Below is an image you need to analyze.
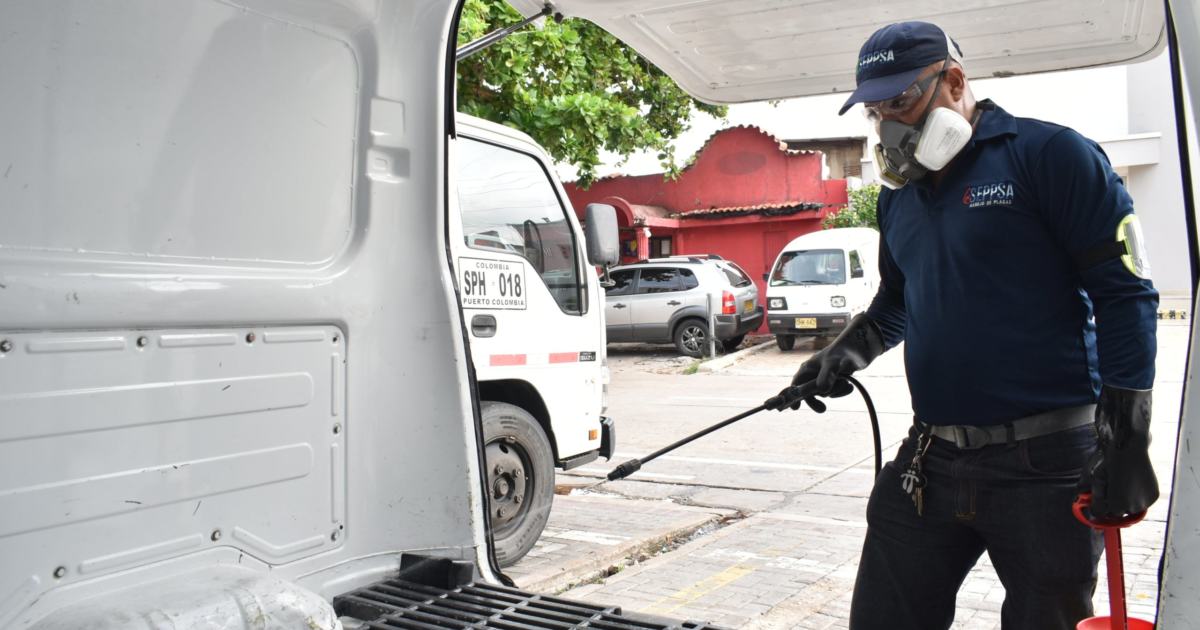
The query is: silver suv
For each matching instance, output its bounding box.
[604,256,763,357]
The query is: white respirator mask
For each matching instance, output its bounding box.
[872,65,974,189]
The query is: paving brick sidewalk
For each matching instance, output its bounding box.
[562,508,859,628]
[559,492,1167,629]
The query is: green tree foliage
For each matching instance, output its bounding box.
[456,0,726,186]
[823,184,880,230]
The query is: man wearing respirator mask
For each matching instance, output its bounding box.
[775,21,1160,629]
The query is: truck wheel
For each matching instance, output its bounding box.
[776,334,795,351]
[481,401,555,567]
[723,334,746,351]
[673,319,710,358]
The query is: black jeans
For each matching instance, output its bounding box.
[849,423,1103,630]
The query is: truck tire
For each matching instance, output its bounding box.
[674,319,711,358]
[776,334,795,351]
[723,334,746,351]
[481,401,555,567]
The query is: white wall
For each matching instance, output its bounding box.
[1125,52,1192,296]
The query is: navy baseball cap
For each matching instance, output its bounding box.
[838,21,963,115]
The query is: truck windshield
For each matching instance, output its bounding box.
[770,249,846,286]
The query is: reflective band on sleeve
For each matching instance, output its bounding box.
[1116,214,1152,279]
[1072,214,1153,278]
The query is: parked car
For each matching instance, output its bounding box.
[604,256,763,357]
[765,228,881,350]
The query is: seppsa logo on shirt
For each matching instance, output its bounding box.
[962,181,1016,208]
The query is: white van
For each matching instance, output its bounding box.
[765,228,881,350]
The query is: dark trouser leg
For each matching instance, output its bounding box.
[973,425,1103,630]
[850,433,986,630]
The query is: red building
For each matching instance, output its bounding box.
[566,125,849,331]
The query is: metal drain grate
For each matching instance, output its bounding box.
[334,558,730,630]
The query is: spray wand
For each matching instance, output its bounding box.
[600,375,881,484]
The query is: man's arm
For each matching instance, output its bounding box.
[865,231,907,349]
[1036,127,1159,517]
[1036,128,1158,389]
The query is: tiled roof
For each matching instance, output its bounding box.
[691,124,821,161]
[670,201,828,219]
[580,125,821,185]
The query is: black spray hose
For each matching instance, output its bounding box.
[844,375,882,478]
[605,375,882,483]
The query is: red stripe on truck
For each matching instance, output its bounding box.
[490,354,527,366]
[549,352,579,364]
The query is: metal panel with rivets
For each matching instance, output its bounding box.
[0,326,347,572]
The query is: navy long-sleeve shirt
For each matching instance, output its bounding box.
[866,100,1158,426]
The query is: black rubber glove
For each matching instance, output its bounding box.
[1080,386,1159,518]
[766,314,885,411]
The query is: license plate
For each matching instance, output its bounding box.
[795,317,817,329]
[743,300,754,313]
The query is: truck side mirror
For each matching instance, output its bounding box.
[584,203,619,267]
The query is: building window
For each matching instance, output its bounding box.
[650,236,672,258]
[621,234,639,259]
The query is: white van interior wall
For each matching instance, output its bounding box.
[0,1,487,625]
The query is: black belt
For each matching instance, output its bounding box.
[918,404,1096,450]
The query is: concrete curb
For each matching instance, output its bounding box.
[562,512,761,601]
[697,339,776,373]
[512,509,733,595]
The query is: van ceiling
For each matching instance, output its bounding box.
[508,0,1166,104]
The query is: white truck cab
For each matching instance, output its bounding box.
[450,114,614,566]
[765,228,881,350]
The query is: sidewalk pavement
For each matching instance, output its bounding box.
[556,477,1167,629]
[505,492,735,594]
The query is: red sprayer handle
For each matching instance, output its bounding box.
[1072,493,1147,630]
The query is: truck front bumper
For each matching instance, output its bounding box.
[767,312,851,336]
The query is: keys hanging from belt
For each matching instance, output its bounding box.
[900,429,932,516]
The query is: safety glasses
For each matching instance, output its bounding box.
[863,70,945,121]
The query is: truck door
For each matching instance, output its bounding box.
[453,133,601,436]
[454,135,591,342]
